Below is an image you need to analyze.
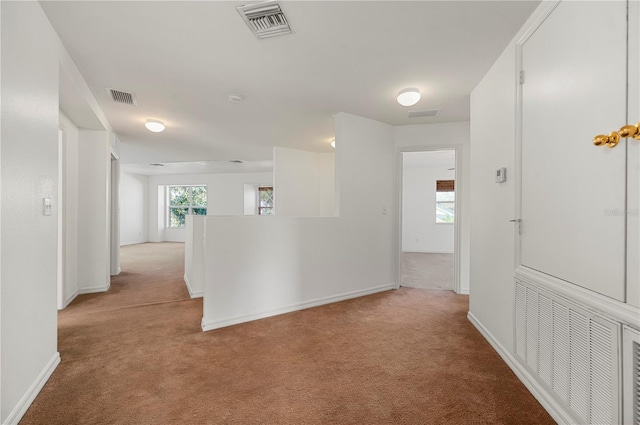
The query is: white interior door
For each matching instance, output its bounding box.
[520,1,628,301]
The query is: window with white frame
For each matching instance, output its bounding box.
[167,185,207,227]
[258,186,274,215]
[435,180,455,224]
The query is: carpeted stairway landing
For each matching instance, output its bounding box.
[20,242,554,424]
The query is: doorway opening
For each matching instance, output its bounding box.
[399,149,459,291]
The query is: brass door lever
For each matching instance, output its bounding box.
[593,122,640,148]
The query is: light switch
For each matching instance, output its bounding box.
[495,167,507,183]
[43,198,52,216]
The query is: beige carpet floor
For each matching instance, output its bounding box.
[19,242,553,425]
[402,252,454,290]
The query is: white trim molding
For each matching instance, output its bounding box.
[517,266,640,329]
[77,282,110,295]
[183,274,203,299]
[62,290,78,310]
[467,312,577,425]
[396,145,464,295]
[3,352,61,425]
[202,284,395,331]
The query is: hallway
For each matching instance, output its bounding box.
[20,243,553,424]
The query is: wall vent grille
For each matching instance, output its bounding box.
[623,326,640,424]
[237,1,292,39]
[107,88,137,106]
[636,341,640,424]
[635,340,640,424]
[408,109,441,118]
[514,279,619,424]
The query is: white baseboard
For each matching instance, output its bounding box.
[78,282,109,295]
[61,289,78,309]
[3,352,61,425]
[202,283,396,332]
[183,274,203,299]
[402,251,454,254]
[467,312,576,425]
[457,287,470,295]
[120,240,148,246]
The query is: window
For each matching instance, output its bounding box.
[168,185,207,227]
[435,180,455,223]
[258,186,274,215]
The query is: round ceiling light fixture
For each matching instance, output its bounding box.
[330,139,336,148]
[228,94,245,104]
[396,88,421,107]
[145,119,165,133]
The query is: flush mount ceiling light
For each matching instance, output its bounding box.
[145,119,165,133]
[396,88,421,107]
[228,94,245,103]
[330,139,336,148]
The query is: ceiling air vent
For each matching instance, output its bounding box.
[408,109,441,118]
[236,1,292,39]
[107,88,137,106]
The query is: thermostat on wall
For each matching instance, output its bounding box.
[495,167,507,183]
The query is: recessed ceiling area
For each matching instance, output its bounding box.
[43,1,540,168]
[122,160,274,176]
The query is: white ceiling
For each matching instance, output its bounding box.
[43,0,539,170]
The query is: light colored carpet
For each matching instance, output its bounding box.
[19,243,553,425]
[402,252,454,290]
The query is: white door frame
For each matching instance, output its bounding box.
[109,148,121,276]
[57,126,66,310]
[395,145,463,293]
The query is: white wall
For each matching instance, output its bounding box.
[148,172,273,242]
[468,32,518,354]
[402,166,454,253]
[202,113,396,330]
[1,3,60,423]
[318,153,336,217]
[394,122,471,293]
[120,171,149,245]
[273,147,335,217]
[184,215,205,298]
[77,129,111,293]
[59,111,80,307]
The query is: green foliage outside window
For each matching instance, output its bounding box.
[168,185,207,227]
[258,187,274,215]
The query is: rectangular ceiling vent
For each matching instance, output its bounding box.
[237,1,292,39]
[408,109,441,118]
[107,88,137,106]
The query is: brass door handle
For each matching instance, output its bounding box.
[593,123,640,148]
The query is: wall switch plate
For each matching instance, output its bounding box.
[495,167,507,183]
[43,198,52,216]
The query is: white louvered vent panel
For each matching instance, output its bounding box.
[552,301,570,402]
[634,341,639,425]
[589,320,614,425]
[236,2,292,39]
[538,295,553,387]
[106,88,137,106]
[633,342,640,425]
[514,279,620,424]
[515,282,526,360]
[569,309,590,422]
[526,287,539,371]
[623,327,640,425]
